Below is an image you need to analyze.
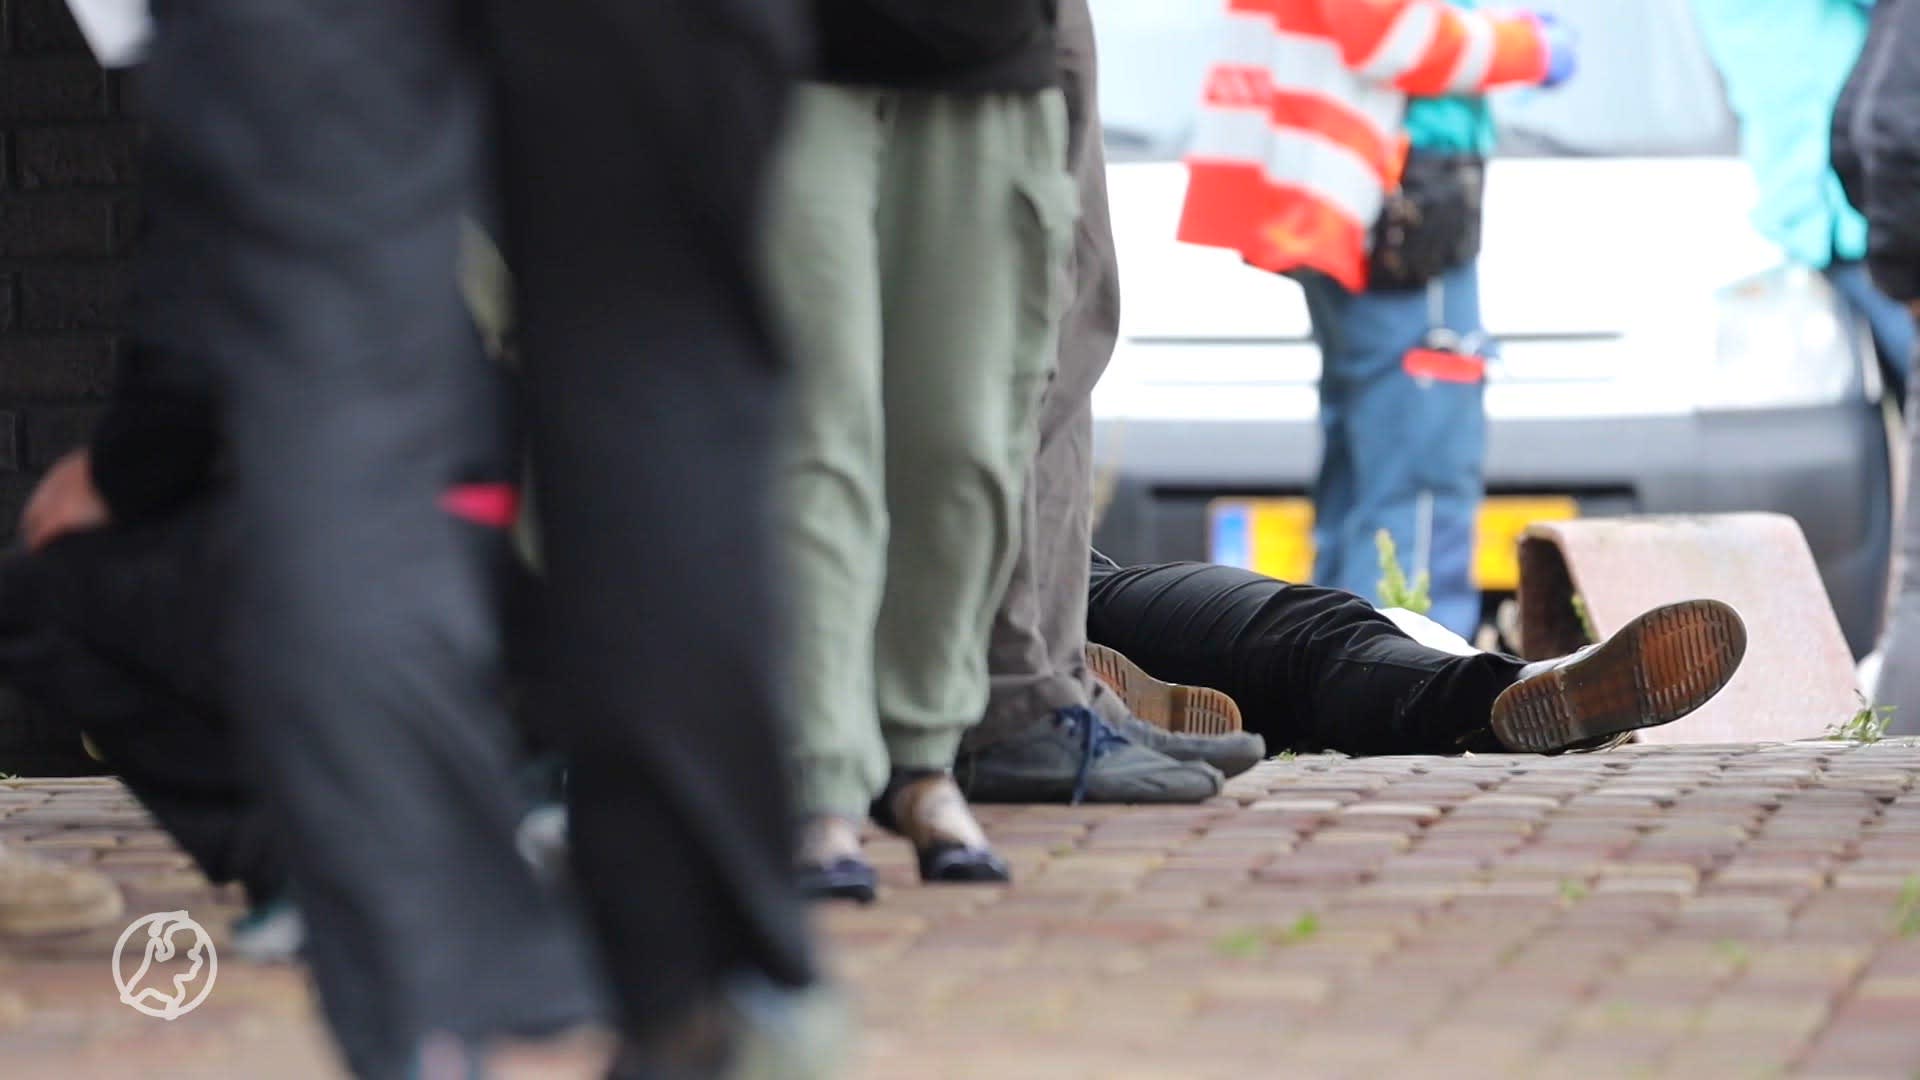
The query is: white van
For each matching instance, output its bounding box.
[1088,0,1892,653]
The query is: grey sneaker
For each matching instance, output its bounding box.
[958,706,1223,805]
[1106,711,1267,779]
[1086,643,1244,734]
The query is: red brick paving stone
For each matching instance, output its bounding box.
[1862,940,1920,974]
[1408,1024,1548,1073]
[13,830,121,850]
[6,743,1920,1077]
[1797,1022,1920,1076]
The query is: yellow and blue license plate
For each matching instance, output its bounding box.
[1207,495,1580,592]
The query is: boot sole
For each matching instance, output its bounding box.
[1087,644,1244,736]
[1490,599,1747,753]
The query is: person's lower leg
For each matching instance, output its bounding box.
[1086,559,1524,753]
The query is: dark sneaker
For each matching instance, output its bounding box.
[796,816,877,903]
[958,706,1224,805]
[1106,710,1267,779]
[231,896,306,963]
[1491,599,1746,753]
[1087,643,1244,735]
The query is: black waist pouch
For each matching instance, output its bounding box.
[1367,151,1485,292]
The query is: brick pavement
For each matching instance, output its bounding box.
[6,741,1920,1078]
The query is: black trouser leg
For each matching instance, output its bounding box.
[0,535,280,899]
[0,630,275,894]
[484,0,816,1039]
[1086,556,1525,754]
[0,514,281,900]
[135,3,594,1075]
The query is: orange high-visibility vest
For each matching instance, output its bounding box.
[1177,0,1550,292]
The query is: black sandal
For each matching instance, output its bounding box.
[872,770,1010,885]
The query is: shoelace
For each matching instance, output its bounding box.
[1054,705,1131,806]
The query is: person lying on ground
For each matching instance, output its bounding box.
[1070,551,1748,758]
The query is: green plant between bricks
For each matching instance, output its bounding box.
[1375,530,1431,615]
[1829,698,1896,744]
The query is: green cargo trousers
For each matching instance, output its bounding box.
[765,83,1076,819]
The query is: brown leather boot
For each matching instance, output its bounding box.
[1490,599,1746,753]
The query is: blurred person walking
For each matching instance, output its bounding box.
[1837,0,1920,734]
[768,2,1075,902]
[1694,0,1916,404]
[129,0,822,1074]
[952,0,1265,809]
[1176,0,1576,638]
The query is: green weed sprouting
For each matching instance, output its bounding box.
[1828,699,1895,744]
[1376,530,1431,615]
[1210,913,1323,958]
[1571,593,1599,644]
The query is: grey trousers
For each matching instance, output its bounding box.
[969,0,1132,747]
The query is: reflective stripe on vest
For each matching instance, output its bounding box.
[1354,3,1442,81]
[1443,16,1497,93]
[1189,108,1386,226]
[1179,0,1541,288]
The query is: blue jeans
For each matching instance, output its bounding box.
[1298,261,1488,637]
[1827,260,1917,404]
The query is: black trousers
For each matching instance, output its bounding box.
[134,1,813,1074]
[1086,553,1526,755]
[0,488,547,911]
[0,509,279,901]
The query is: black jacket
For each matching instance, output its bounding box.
[811,0,1058,92]
[89,342,221,524]
[1834,0,1920,303]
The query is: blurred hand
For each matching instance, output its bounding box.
[21,449,110,552]
[1531,12,1578,89]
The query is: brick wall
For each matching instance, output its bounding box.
[0,0,127,774]
[0,0,135,540]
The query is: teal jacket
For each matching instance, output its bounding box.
[1403,0,1497,155]
[1691,0,1874,268]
